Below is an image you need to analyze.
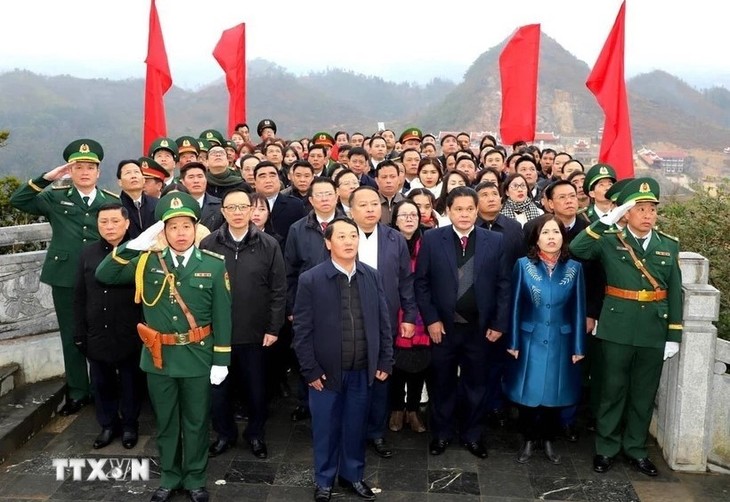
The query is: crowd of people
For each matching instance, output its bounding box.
[10,121,684,502]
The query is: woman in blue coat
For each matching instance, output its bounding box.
[504,214,585,465]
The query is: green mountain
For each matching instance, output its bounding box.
[1,34,729,189]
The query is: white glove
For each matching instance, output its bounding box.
[127,220,164,250]
[663,341,680,361]
[210,365,229,385]
[601,199,636,226]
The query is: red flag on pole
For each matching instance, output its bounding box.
[213,23,247,137]
[586,1,634,179]
[143,0,172,154]
[499,24,541,145]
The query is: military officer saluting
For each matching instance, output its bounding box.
[10,139,118,415]
[570,177,682,477]
[96,192,231,502]
[578,163,617,223]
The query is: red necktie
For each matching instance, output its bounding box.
[460,236,468,256]
[321,221,328,233]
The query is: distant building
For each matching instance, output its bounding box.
[637,147,686,174]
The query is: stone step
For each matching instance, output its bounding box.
[0,362,20,398]
[0,377,65,466]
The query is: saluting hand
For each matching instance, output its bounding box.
[262,334,278,347]
[42,162,75,181]
[309,374,326,391]
[427,321,445,344]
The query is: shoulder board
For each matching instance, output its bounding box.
[604,227,621,234]
[102,189,120,199]
[576,207,588,215]
[52,185,67,190]
[200,249,225,260]
[657,230,679,242]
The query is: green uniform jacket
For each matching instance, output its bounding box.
[95,243,232,377]
[10,175,118,288]
[569,221,683,348]
[578,204,598,224]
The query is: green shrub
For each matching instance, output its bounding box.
[660,184,729,340]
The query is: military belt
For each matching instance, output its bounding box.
[160,325,212,345]
[605,286,667,302]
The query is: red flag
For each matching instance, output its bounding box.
[213,23,247,137]
[586,1,634,179]
[499,24,541,145]
[143,0,172,154]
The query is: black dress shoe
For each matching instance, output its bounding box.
[122,430,138,449]
[429,438,449,455]
[629,457,658,477]
[543,440,561,464]
[291,406,311,422]
[279,381,291,398]
[463,440,488,459]
[208,438,235,457]
[314,484,332,502]
[368,437,393,458]
[562,424,579,442]
[59,397,89,416]
[93,428,118,449]
[487,408,507,428]
[150,487,173,502]
[593,454,614,473]
[339,478,376,500]
[516,440,535,463]
[250,438,268,459]
[188,487,209,502]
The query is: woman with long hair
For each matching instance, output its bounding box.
[500,173,543,227]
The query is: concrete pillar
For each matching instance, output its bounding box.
[652,252,721,472]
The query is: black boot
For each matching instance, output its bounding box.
[543,440,561,464]
[516,440,535,463]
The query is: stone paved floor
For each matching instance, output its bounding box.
[0,379,728,502]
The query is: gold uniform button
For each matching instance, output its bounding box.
[663,314,668,319]
[200,341,205,346]
[177,282,181,287]
[199,285,204,289]
[54,256,58,260]
[172,316,178,321]
[85,213,90,217]
[661,261,666,265]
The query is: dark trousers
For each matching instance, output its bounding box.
[310,370,369,488]
[389,368,426,412]
[266,320,294,397]
[211,343,267,441]
[366,378,389,440]
[484,334,508,412]
[147,372,210,490]
[595,340,664,459]
[52,286,90,400]
[559,331,596,427]
[89,352,143,431]
[518,405,560,441]
[429,323,489,443]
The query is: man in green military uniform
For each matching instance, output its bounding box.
[570,177,682,477]
[148,137,179,185]
[96,192,231,502]
[10,139,118,415]
[578,163,617,223]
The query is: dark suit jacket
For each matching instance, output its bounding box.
[120,191,157,239]
[414,226,511,336]
[200,194,224,232]
[270,193,306,246]
[292,260,394,391]
[477,214,526,269]
[373,224,418,333]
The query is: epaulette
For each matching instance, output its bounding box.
[576,207,588,215]
[200,249,225,260]
[605,227,621,234]
[657,230,679,242]
[52,185,67,190]
[102,189,120,199]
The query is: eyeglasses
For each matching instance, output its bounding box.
[509,183,527,190]
[311,192,335,200]
[209,150,227,157]
[396,213,419,220]
[223,204,252,211]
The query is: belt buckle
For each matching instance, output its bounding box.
[637,290,653,302]
[175,332,189,345]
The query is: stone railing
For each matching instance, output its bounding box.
[651,252,726,472]
[0,225,727,470]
